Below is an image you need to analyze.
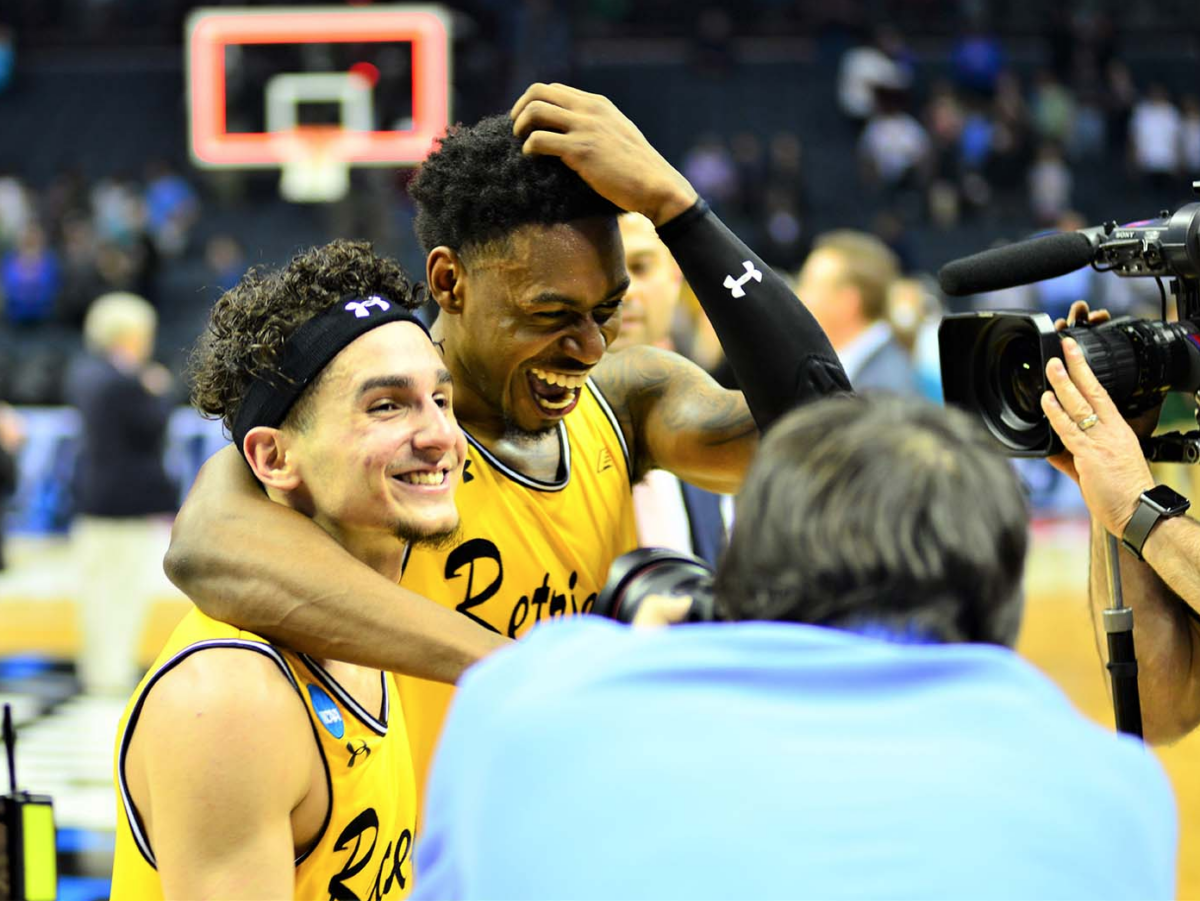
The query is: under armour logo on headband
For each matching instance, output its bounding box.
[344,296,391,318]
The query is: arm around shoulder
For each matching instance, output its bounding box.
[165,445,509,679]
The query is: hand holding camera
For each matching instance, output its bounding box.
[1039,314,1157,539]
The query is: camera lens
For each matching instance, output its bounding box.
[591,548,715,624]
[992,335,1044,426]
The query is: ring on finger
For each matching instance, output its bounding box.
[1077,413,1100,431]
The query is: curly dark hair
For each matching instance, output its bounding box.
[410,113,621,258]
[188,239,424,435]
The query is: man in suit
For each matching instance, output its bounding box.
[610,211,730,566]
[796,229,920,396]
[66,292,178,694]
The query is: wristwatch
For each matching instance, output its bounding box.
[1121,485,1191,561]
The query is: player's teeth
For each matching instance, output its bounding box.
[531,368,586,389]
[538,390,577,410]
[399,471,443,485]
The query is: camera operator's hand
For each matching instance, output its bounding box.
[511,83,699,227]
[1045,302,1161,485]
[632,594,693,629]
[1042,334,1156,537]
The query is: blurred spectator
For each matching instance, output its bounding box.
[66,292,178,696]
[985,71,1032,206]
[858,88,932,197]
[1068,88,1108,161]
[1028,143,1073,226]
[950,22,1005,99]
[58,212,106,327]
[1031,70,1075,146]
[144,159,200,257]
[1,224,61,327]
[924,80,965,180]
[0,402,23,570]
[0,174,32,246]
[204,233,246,296]
[1105,60,1137,155]
[872,209,917,274]
[759,187,807,270]
[1181,95,1200,174]
[764,131,806,211]
[757,132,809,267]
[886,275,943,402]
[837,26,913,125]
[959,97,994,175]
[43,169,89,238]
[681,134,738,206]
[1130,84,1182,189]
[795,230,919,396]
[91,177,144,246]
[0,25,13,94]
[730,131,765,219]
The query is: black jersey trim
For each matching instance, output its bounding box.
[116,638,332,870]
[297,654,390,736]
[461,418,572,493]
[586,378,632,486]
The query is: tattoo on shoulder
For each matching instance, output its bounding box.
[594,347,756,466]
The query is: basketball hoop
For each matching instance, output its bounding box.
[271,126,364,203]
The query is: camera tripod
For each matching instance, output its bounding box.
[1102,534,1142,738]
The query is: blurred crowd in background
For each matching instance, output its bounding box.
[0,0,1198,524]
[0,4,1198,897]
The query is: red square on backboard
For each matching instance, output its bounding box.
[186,5,451,168]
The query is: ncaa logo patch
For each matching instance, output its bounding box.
[307,684,345,739]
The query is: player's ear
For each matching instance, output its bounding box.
[242,427,302,492]
[427,247,466,316]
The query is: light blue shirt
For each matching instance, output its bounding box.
[415,617,1177,900]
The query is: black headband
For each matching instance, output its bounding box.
[231,295,432,449]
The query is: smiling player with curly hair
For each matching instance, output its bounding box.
[113,239,466,900]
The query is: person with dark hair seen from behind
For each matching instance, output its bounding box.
[1043,300,1200,744]
[414,395,1177,901]
[796,229,920,396]
[163,83,849,806]
[112,240,457,899]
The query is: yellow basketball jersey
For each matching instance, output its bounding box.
[398,379,638,795]
[112,609,418,901]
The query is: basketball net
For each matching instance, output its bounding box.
[272,126,362,203]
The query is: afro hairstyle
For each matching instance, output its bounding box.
[410,113,622,258]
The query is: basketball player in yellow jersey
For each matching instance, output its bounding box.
[112,241,468,900]
[162,86,850,793]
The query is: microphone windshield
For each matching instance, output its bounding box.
[938,232,1095,296]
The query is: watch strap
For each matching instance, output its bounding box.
[1121,489,1189,561]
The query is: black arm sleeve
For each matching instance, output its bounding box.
[657,200,852,432]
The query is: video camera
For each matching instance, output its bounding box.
[938,184,1200,459]
[590,548,719,624]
